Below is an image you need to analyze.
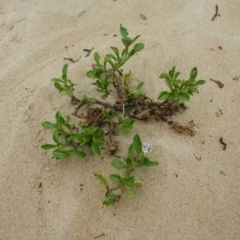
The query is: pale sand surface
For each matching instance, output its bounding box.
[1,1,240,239]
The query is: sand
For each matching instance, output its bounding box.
[1,1,240,239]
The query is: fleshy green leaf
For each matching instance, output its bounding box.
[171,88,180,97]
[123,188,136,196]
[53,130,60,144]
[94,52,100,64]
[109,174,122,184]
[128,143,135,159]
[91,141,101,156]
[54,81,64,91]
[111,159,127,170]
[190,67,198,79]
[177,92,190,102]
[74,150,87,158]
[131,35,140,43]
[136,82,144,91]
[122,176,135,186]
[70,133,81,141]
[42,121,55,129]
[120,119,135,134]
[41,144,56,150]
[128,49,135,58]
[94,172,109,189]
[141,157,159,167]
[194,80,205,86]
[103,192,119,206]
[64,88,74,98]
[125,157,132,166]
[169,66,176,78]
[86,70,96,79]
[120,26,129,38]
[122,38,132,48]
[106,54,115,60]
[55,111,62,122]
[111,46,120,58]
[165,77,173,90]
[158,91,170,101]
[174,79,182,85]
[62,64,68,80]
[94,80,103,89]
[159,73,168,79]
[133,43,144,52]
[121,48,127,58]
[133,134,142,155]
[129,92,144,100]
[66,79,76,87]
[53,149,71,159]
[174,72,181,80]
[95,69,104,79]
[55,113,72,129]
[181,85,189,92]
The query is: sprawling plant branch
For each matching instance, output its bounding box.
[41,25,205,206]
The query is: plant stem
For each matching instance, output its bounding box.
[94,99,114,108]
[105,123,120,136]
[74,100,86,114]
[124,168,134,177]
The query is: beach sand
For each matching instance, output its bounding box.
[1,1,240,239]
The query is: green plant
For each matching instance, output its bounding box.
[51,64,77,98]
[94,134,158,206]
[41,26,205,206]
[41,111,104,159]
[102,109,135,135]
[158,66,205,105]
[86,26,144,99]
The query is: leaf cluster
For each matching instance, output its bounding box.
[51,64,76,98]
[158,66,205,105]
[94,134,158,206]
[86,26,144,98]
[120,72,145,101]
[103,109,135,135]
[41,112,104,159]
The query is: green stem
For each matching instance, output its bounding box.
[124,168,134,177]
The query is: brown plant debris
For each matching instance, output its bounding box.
[210,78,224,88]
[212,5,220,21]
[140,14,147,20]
[71,96,80,105]
[94,233,105,239]
[194,154,201,161]
[169,121,196,136]
[217,109,223,117]
[106,135,119,156]
[85,107,105,126]
[63,56,81,63]
[74,95,194,137]
[76,107,105,127]
[233,76,240,81]
[220,170,226,176]
[219,137,227,150]
[83,47,94,57]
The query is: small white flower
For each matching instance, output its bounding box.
[127,34,131,38]
[142,143,152,153]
